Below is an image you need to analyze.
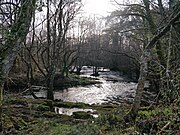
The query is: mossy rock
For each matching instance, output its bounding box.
[53,101,89,108]
[32,104,50,111]
[42,112,58,118]
[72,111,92,119]
[53,115,73,124]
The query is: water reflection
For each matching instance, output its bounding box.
[54,107,98,118]
[26,67,137,104]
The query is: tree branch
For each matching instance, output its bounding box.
[0,2,19,8]
[146,10,180,49]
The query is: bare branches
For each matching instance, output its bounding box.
[146,9,180,49]
[102,48,139,64]
[113,0,144,8]
[0,2,19,8]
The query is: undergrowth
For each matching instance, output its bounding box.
[2,97,180,135]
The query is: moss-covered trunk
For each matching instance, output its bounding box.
[128,52,148,120]
[126,9,180,121]
[0,80,4,131]
[0,0,37,131]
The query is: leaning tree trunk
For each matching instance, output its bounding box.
[0,0,37,131]
[125,9,180,122]
[125,51,149,121]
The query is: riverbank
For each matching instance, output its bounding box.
[2,96,180,134]
[7,70,137,104]
[4,73,100,92]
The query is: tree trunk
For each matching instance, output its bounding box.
[46,65,55,100]
[125,9,180,122]
[166,25,172,91]
[125,51,149,121]
[0,0,37,130]
[47,74,55,100]
[0,80,4,131]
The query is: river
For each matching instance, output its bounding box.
[28,66,137,104]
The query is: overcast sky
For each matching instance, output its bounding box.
[82,0,117,16]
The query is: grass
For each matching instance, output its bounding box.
[2,96,180,135]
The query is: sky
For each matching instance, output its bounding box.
[82,0,117,16]
[82,0,140,17]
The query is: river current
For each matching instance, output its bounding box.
[28,66,137,104]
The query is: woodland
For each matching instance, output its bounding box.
[0,0,180,134]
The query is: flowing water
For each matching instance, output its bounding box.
[27,66,137,104]
[54,107,98,118]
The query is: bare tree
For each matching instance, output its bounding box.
[126,1,180,121]
[0,0,37,130]
[42,0,82,100]
[110,0,180,121]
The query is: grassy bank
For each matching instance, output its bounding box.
[5,73,100,92]
[2,96,179,134]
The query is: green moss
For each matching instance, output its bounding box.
[11,116,27,129]
[17,120,53,135]
[41,112,57,118]
[6,97,28,106]
[53,74,100,89]
[50,123,101,135]
[136,105,179,134]
[3,96,180,135]
[2,114,27,132]
[137,106,173,119]
[5,73,100,91]
[72,111,92,119]
[32,104,50,111]
[2,114,14,130]
[53,101,90,108]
